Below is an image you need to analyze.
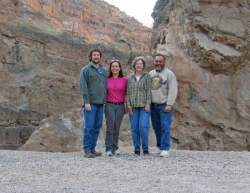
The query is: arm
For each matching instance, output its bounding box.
[145,74,152,111]
[80,68,90,104]
[126,77,133,114]
[167,72,178,106]
[165,72,178,112]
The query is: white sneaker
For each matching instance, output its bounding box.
[106,150,113,156]
[156,148,161,154]
[160,150,169,157]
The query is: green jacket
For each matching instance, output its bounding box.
[127,73,151,108]
[80,63,107,104]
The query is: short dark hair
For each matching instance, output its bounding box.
[88,49,102,62]
[132,57,146,69]
[154,53,166,61]
[108,59,124,78]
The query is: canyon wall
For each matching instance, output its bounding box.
[0,0,151,148]
[152,0,250,150]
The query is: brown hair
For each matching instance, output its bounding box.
[108,59,124,78]
[88,49,102,62]
[132,57,146,69]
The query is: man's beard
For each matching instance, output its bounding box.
[92,59,100,64]
[155,67,163,72]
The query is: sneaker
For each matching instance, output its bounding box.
[106,150,113,156]
[134,150,140,156]
[84,152,96,158]
[143,150,149,155]
[160,150,169,157]
[91,150,102,157]
[156,148,161,154]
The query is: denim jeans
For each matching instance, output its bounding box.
[129,107,150,152]
[83,104,104,153]
[151,104,172,150]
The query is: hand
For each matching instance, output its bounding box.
[144,105,150,112]
[84,103,92,111]
[127,106,133,115]
[164,105,172,112]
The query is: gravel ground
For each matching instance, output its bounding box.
[0,150,250,193]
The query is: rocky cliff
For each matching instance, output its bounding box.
[152,0,250,150]
[0,0,151,148]
[1,0,250,151]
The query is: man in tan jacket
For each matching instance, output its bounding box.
[149,54,178,157]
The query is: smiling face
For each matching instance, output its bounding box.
[154,55,165,71]
[110,62,121,77]
[90,51,101,65]
[134,59,144,74]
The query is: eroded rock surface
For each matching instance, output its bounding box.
[0,0,151,148]
[152,0,250,150]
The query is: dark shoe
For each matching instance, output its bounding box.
[134,150,140,156]
[91,150,102,157]
[143,150,149,155]
[106,150,113,156]
[84,152,96,158]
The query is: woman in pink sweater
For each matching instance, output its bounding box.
[105,59,128,156]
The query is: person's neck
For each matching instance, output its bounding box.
[93,63,101,67]
[112,74,119,78]
[135,72,142,76]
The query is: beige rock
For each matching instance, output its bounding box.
[0,0,151,148]
[152,0,250,150]
[21,110,156,152]
[20,110,82,152]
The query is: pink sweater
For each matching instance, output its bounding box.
[107,77,128,103]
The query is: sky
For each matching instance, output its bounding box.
[103,0,157,28]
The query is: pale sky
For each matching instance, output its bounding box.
[103,0,157,28]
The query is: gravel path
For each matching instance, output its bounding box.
[0,150,250,193]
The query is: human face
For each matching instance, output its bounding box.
[91,51,101,65]
[154,56,165,71]
[134,60,144,74]
[111,62,121,77]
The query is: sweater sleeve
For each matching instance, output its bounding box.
[80,68,90,104]
[167,71,178,106]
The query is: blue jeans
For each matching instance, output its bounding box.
[83,104,104,153]
[129,108,150,151]
[151,104,172,150]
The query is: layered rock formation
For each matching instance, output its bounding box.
[2,0,250,151]
[0,0,151,148]
[152,0,250,150]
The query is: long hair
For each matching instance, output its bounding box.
[108,59,124,78]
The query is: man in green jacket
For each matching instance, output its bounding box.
[80,49,107,158]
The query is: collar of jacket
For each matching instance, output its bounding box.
[90,63,103,69]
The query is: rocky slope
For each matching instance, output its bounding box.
[0,0,151,148]
[151,0,250,150]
